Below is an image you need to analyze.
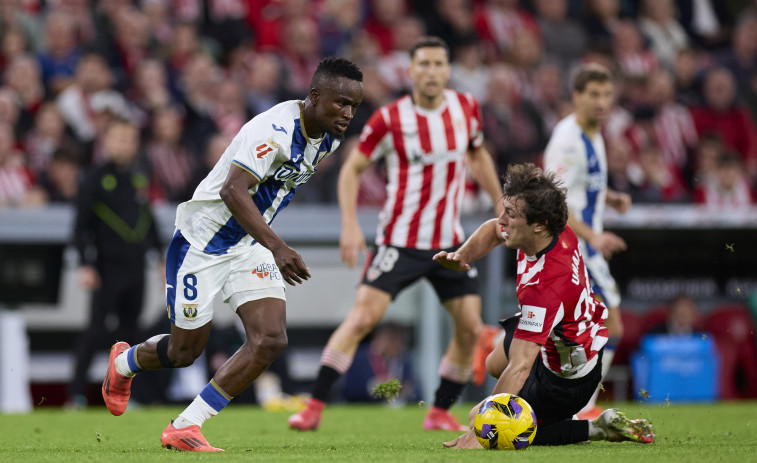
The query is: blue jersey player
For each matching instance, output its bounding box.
[101,57,363,451]
[543,63,632,420]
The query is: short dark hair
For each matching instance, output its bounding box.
[572,63,612,93]
[502,163,568,237]
[410,36,450,61]
[310,57,363,89]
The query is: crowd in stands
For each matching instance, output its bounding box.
[1,0,756,210]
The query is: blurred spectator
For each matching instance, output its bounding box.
[243,52,286,116]
[606,136,638,197]
[246,0,310,52]
[177,52,221,149]
[613,19,659,78]
[37,12,82,95]
[715,11,757,99]
[40,146,81,203]
[68,118,162,408]
[646,295,703,335]
[4,54,45,136]
[691,133,723,187]
[689,67,757,179]
[105,6,151,88]
[22,102,73,176]
[0,121,44,208]
[0,0,43,54]
[506,27,542,99]
[531,61,570,131]
[473,0,539,62]
[378,16,424,96]
[56,52,118,144]
[128,58,175,128]
[164,22,203,90]
[184,131,230,193]
[482,64,549,171]
[427,0,478,54]
[533,0,588,68]
[145,105,195,203]
[0,25,32,75]
[631,142,690,203]
[212,78,248,139]
[584,0,622,53]
[364,0,405,55]
[638,0,689,69]
[318,0,364,57]
[672,48,703,107]
[0,87,21,135]
[141,0,174,47]
[646,69,699,185]
[341,323,421,404]
[449,36,489,102]
[279,16,321,96]
[676,0,731,50]
[693,151,756,209]
[200,0,250,57]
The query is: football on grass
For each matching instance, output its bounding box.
[473,393,537,450]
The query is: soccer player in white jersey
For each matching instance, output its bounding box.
[100,57,364,452]
[434,163,653,448]
[543,63,632,420]
[290,37,504,432]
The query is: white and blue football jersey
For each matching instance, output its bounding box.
[543,114,608,257]
[175,100,339,255]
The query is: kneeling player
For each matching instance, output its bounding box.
[434,163,654,448]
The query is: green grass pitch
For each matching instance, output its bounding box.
[2,402,756,462]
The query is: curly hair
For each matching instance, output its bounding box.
[310,56,363,89]
[502,163,568,237]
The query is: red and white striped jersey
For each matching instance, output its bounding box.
[357,89,484,250]
[507,225,609,378]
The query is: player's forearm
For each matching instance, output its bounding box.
[221,185,287,252]
[338,152,370,227]
[491,362,530,396]
[456,219,504,263]
[468,146,503,206]
[567,211,596,243]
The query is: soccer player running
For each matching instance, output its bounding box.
[435,163,654,449]
[543,63,631,420]
[100,57,364,452]
[289,37,504,432]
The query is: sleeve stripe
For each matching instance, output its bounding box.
[232,160,262,181]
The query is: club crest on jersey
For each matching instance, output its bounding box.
[366,268,382,282]
[182,304,198,318]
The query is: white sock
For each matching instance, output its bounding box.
[115,351,136,377]
[580,348,616,412]
[587,420,606,440]
[173,396,218,429]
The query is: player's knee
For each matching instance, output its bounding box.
[167,345,202,368]
[348,307,382,338]
[458,319,482,347]
[252,332,288,360]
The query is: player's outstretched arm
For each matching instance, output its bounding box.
[491,338,541,396]
[466,145,504,217]
[434,218,504,271]
[337,148,372,268]
[606,189,632,214]
[567,210,626,258]
[220,164,310,286]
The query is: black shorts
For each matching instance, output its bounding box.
[499,316,603,426]
[360,245,479,301]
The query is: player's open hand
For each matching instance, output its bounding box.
[590,231,627,259]
[272,244,311,285]
[442,430,483,449]
[432,251,470,272]
[340,222,367,269]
